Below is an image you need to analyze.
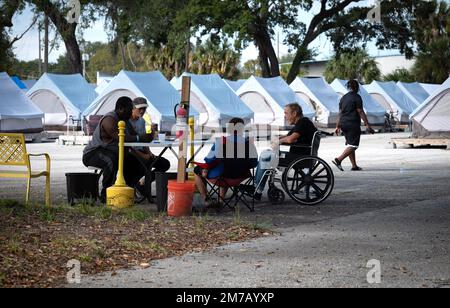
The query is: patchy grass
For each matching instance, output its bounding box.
[0,201,271,288]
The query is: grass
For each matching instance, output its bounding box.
[0,199,271,288]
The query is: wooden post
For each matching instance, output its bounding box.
[177,76,191,183]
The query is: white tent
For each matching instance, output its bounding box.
[95,79,110,95]
[84,70,199,133]
[290,77,340,127]
[330,79,386,125]
[224,79,245,92]
[397,82,430,106]
[364,81,418,123]
[27,73,97,127]
[236,76,315,127]
[171,73,254,128]
[420,83,441,96]
[0,72,44,133]
[410,77,450,139]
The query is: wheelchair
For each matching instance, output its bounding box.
[256,131,335,206]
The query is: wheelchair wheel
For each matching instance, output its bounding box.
[281,156,334,206]
[268,187,285,205]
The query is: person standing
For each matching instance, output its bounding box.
[333,80,374,172]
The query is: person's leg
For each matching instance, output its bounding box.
[83,149,118,201]
[194,173,208,200]
[349,151,357,169]
[147,157,171,183]
[337,146,356,163]
[124,153,146,188]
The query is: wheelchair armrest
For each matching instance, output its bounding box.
[281,143,311,149]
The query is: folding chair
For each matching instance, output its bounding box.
[195,137,258,212]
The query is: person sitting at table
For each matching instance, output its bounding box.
[127,97,171,202]
[193,118,258,208]
[82,97,153,203]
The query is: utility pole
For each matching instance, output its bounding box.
[44,14,49,73]
[38,19,42,76]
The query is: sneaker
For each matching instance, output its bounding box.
[332,158,344,172]
[254,192,262,201]
[134,184,147,204]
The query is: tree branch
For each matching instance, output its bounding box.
[9,15,38,47]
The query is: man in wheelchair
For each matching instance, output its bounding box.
[248,103,318,201]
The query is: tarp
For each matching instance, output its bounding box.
[420,83,441,96]
[237,76,315,126]
[11,76,27,90]
[397,82,430,106]
[171,73,254,128]
[84,70,198,132]
[364,81,418,123]
[0,72,44,133]
[95,79,110,95]
[290,77,340,127]
[22,80,37,89]
[224,79,245,92]
[28,73,98,126]
[330,79,386,125]
[410,77,450,138]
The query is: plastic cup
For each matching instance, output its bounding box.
[158,134,166,142]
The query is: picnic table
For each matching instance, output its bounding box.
[124,139,214,202]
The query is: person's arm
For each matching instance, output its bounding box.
[280,133,301,144]
[336,99,343,135]
[356,96,374,134]
[101,117,138,143]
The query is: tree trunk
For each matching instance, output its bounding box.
[62,27,82,74]
[119,41,127,70]
[44,14,49,73]
[253,26,280,78]
[286,45,309,84]
[35,0,82,74]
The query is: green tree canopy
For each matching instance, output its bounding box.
[324,49,381,84]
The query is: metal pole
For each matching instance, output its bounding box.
[106,121,134,208]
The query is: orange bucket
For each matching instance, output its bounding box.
[167,180,196,217]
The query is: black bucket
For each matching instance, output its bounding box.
[155,172,178,212]
[66,173,101,205]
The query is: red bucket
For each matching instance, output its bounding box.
[167,180,196,217]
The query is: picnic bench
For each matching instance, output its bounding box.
[0,133,51,206]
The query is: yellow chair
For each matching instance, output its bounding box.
[0,133,51,206]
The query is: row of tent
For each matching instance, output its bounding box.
[0,70,449,139]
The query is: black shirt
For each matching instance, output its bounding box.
[288,117,318,155]
[339,92,364,126]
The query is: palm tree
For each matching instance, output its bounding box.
[324,49,381,84]
[412,0,449,84]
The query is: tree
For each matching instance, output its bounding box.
[383,69,416,83]
[240,60,261,79]
[189,39,241,80]
[172,0,297,77]
[324,49,381,84]
[0,0,26,72]
[412,0,449,83]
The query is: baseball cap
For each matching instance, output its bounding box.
[132,97,149,109]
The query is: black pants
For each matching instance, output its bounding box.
[83,149,146,199]
[83,149,117,199]
[136,154,171,183]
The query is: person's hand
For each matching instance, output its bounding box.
[366,126,375,135]
[139,133,153,143]
[335,127,341,135]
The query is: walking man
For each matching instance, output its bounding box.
[333,80,374,171]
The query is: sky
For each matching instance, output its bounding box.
[10,0,397,66]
